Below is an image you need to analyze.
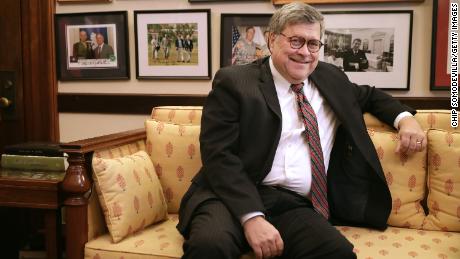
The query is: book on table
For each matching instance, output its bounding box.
[1,142,67,172]
[3,142,63,157]
[1,154,68,171]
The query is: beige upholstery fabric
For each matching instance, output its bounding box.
[151,106,202,125]
[94,141,146,160]
[337,226,460,259]
[364,113,394,131]
[92,151,168,242]
[145,119,202,213]
[368,130,427,229]
[423,130,460,232]
[85,215,184,259]
[364,110,453,132]
[414,110,454,132]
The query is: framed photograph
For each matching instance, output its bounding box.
[430,0,452,90]
[272,0,423,4]
[134,9,211,80]
[321,11,413,90]
[55,11,129,80]
[220,14,272,67]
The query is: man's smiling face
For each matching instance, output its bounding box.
[269,22,321,84]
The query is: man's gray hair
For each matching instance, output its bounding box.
[269,2,324,38]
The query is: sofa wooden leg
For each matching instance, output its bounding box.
[62,152,91,259]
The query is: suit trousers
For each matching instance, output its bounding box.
[182,185,356,259]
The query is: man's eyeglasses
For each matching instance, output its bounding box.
[279,33,323,53]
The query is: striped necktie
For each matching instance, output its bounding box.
[290,82,329,219]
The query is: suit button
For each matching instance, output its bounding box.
[347,145,353,152]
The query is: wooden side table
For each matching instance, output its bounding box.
[0,169,65,259]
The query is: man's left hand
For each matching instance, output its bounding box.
[395,116,426,154]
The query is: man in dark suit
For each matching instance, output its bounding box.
[184,34,193,63]
[94,33,114,59]
[178,3,426,259]
[343,38,369,72]
[175,34,185,62]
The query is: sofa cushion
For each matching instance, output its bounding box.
[89,141,147,240]
[368,129,427,229]
[151,106,202,125]
[92,151,168,243]
[337,225,460,259]
[423,129,460,232]
[85,215,183,259]
[145,119,202,213]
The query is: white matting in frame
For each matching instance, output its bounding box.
[321,11,412,90]
[136,10,210,79]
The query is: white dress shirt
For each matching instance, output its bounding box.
[262,58,339,196]
[240,58,412,224]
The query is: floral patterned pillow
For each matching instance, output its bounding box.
[92,151,168,243]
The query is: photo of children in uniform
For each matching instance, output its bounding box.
[322,28,395,72]
[67,24,118,69]
[146,23,197,66]
[231,26,271,66]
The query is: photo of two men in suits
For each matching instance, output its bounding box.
[67,25,117,69]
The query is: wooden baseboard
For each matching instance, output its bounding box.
[58,94,451,114]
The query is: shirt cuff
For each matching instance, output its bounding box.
[394,111,414,129]
[240,212,265,225]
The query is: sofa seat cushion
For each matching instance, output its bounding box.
[86,216,459,259]
[85,214,255,259]
[337,226,460,259]
[85,215,184,259]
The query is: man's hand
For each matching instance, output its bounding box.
[243,216,284,259]
[395,116,426,154]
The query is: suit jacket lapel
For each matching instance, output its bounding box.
[309,63,348,127]
[257,58,281,120]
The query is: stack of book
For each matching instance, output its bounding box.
[1,142,68,175]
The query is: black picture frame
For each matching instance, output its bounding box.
[321,10,413,90]
[134,9,211,80]
[55,11,130,81]
[220,13,272,68]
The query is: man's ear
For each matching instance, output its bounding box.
[268,32,276,53]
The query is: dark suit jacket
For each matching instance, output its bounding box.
[94,44,114,59]
[177,57,414,235]
[343,49,369,71]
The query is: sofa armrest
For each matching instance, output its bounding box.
[60,128,146,259]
